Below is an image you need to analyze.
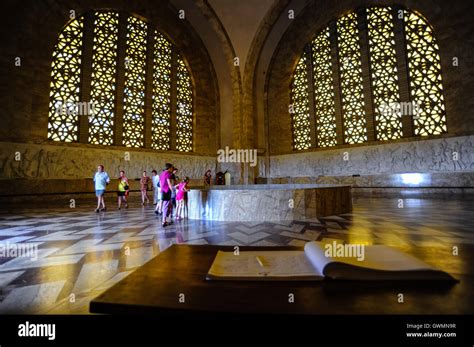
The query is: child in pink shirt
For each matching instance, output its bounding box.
[175,177,190,221]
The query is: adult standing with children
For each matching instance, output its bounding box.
[93,164,110,212]
[157,163,174,227]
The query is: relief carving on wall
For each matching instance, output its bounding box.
[0,142,216,180]
[270,135,474,177]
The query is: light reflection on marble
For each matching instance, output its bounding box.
[0,196,473,314]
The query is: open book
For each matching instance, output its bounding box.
[206,241,456,281]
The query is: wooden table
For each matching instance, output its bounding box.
[90,245,473,315]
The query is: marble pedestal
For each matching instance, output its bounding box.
[187,184,352,221]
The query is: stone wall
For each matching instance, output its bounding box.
[266,135,474,187]
[0,141,215,180]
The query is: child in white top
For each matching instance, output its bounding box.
[151,170,160,205]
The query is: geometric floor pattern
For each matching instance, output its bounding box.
[0,197,473,314]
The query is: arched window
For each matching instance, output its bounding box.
[290,6,447,150]
[48,16,84,143]
[47,10,194,152]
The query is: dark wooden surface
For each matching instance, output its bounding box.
[90,245,473,315]
[314,186,352,217]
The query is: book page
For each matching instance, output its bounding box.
[334,245,435,271]
[303,241,335,274]
[303,241,454,280]
[207,250,323,279]
[304,241,436,272]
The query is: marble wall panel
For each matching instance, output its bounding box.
[0,141,216,180]
[268,136,474,186]
[187,185,351,221]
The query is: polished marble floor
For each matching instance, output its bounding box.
[0,197,473,314]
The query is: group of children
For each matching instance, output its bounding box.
[93,163,190,227]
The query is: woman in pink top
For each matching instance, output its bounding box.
[157,163,174,227]
[174,177,190,221]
